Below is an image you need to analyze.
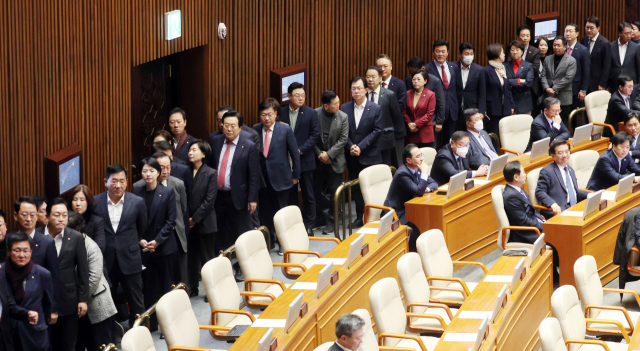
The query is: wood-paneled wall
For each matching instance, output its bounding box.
[0,0,624,229]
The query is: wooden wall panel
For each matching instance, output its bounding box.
[0,0,625,230]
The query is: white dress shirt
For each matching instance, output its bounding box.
[557,164,577,204]
[434,60,451,84]
[615,152,625,172]
[382,75,392,89]
[368,85,381,104]
[107,195,125,233]
[589,33,600,53]
[354,100,366,129]
[619,39,629,65]
[460,63,470,89]
[217,136,239,191]
[44,225,63,256]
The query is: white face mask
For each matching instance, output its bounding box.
[462,55,474,65]
[456,146,469,158]
[474,120,483,131]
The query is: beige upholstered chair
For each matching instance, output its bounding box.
[419,147,437,175]
[585,90,612,135]
[539,317,612,351]
[359,164,395,223]
[567,150,599,191]
[415,229,487,305]
[235,230,300,307]
[397,252,457,332]
[498,114,534,158]
[121,326,156,351]
[274,206,341,278]
[491,185,542,250]
[525,168,553,215]
[551,285,629,351]
[369,278,440,350]
[574,255,640,336]
[351,308,417,351]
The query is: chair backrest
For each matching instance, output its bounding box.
[550,285,586,351]
[235,230,274,293]
[573,255,604,319]
[157,289,200,348]
[420,147,438,175]
[416,229,453,295]
[491,185,510,250]
[274,205,310,265]
[359,164,393,222]
[201,257,241,327]
[526,168,543,207]
[397,252,431,315]
[121,326,157,351]
[585,90,611,134]
[567,150,599,190]
[538,318,567,351]
[499,114,534,156]
[352,309,380,351]
[369,277,407,347]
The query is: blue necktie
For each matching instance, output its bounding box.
[519,188,529,201]
[415,171,420,184]
[565,167,577,207]
[457,157,463,170]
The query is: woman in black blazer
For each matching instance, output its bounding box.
[505,40,534,114]
[186,140,218,296]
[68,184,106,253]
[483,43,515,136]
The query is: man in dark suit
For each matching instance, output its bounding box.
[464,108,498,170]
[535,139,589,218]
[377,54,407,112]
[624,112,640,163]
[168,107,198,163]
[340,77,383,227]
[281,83,320,234]
[453,43,486,126]
[525,97,570,152]
[42,198,89,351]
[93,164,147,327]
[582,17,611,93]
[210,105,260,145]
[405,57,445,144]
[329,313,366,351]
[253,98,301,249]
[430,131,488,186]
[426,39,459,143]
[153,140,192,196]
[605,74,635,136]
[502,161,544,244]
[565,24,591,113]
[587,132,640,191]
[609,22,640,89]
[540,36,577,125]
[516,24,542,111]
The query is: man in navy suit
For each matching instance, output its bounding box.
[405,57,445,144]
[516,24,542,114]
[253,98,301,249]
[502,161,544,244]
[587,132,640,191]
[624,112,640,164]
[608,22,640,90]
[168,107,198,163]
[565,24,591,113]
[453,43,486,128]
[376,55,408,168]
[340,76,383,227]
[426,39,459,144]
[209,105,260,145]
[464,109,498,170]
[605,74,635,136]
[153,140,192,196]
[281,83,320,234]
[430,131,488,186]
[525,97,570,152]
[535,139,589,218]
[582,17,611,93]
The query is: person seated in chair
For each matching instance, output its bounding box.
[624,111,640,164]
[328,313,365,351]
[503,161,544,244]
[430,131,488,186]
[524,97,569,152]
[587,131,640,191]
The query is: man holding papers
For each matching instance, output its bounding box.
[464,108,499,169]
[587,132,640,191]
[535,139,588,218]
[525,97,570,153]
[430,131,488,186]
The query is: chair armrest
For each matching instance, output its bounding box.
[427,286,468,305]
[406,312,448,332]
[378,333,429,351]
[592,122,616,136]
[209,308,256,337]
[407,302,454,319]
[564,339,610,351]
[580,188,594,193]
[283,250,319,275]
[500,147,522,156]
[585,318,630,342]
[170,347,219,351]
[426,276,471,296]
[501,226,541,252]
[452,260,489,274]
[309,236,341,245]
[244,278,286,305]
[379,347,418,351]
[585,305,634,334]
[603,287,640,308]
[533,204,553,212]
[363,204,398,224]
[273,261,307,272]
[239,290,276,301]
[628,247,640,275]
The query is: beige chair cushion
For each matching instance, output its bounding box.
[395,336,440,351]
[274,205,312,265]
[586,309,640,334]
[567,150,599,190]
[313,342,336,351]
[201,257,242,327]
[551,285,587,351]
[491,185,510,250]
[352,309,379,351]
[286,256,318,275]
[573,255,604,319]
[369,277,410,347]
[577,343,628,351]
[585,90,611,135]
[539,318,567,351]
[430,281,478,304]
[359,164,393,222]
[157,290,200,349]
[420,147,437,175]
[121,326,156,351]
[416,229,454,295]
[499,114,534,157]
[236,230,275,294]
[248,283,287,305]
[526,168,543,207]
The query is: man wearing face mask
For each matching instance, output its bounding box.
[453,43,486,131]
[525,97,570,152]
[430,131,488,186]
[464,108,498,170]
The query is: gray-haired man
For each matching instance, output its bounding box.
[330,313,365,351]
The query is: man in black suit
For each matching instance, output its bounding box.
[525,97,570,152]
[32,196,48,229]
[328,313,366,351]
[453,43,486,127]
[426,39,459,144]
[340,77,383,227]
[0,210,6,262]
[587,132,640,191]
[0,270,37,351]
[535,139,589,218]
[281,83,320,234]
[516,24,542,114]
[624,112,640,163]
[582,17,611,93]
[605,74,635,135]
[464,108,498,170]
[404,57,445,143]
[92,164,147,327]
[42,198,89,351]
[565,24,591,113]
[502,161,544,244]
[210,105,260,145]
[154,140,192,195]
[430,131,488,186]
[377,54,409,167]
[608,22,640,89]
[169,107,198,163]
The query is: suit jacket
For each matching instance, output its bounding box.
[385,76,408,112]
[425,61,459,122]
[83,236,117,324]
[523,45,542,96]
[209,129,256,158]
[605,90,633,131]
[314,107,349,174]
[83,214,106,254]
[540,53,577,106]
[504,60,534,112]
[170,161,192,202]
[467,129,497,169]
[340,100,383,166]
[483,65,515,116]
[281,105,320,172]
[132,184,177,256]
[188,164,218,234]
[253,122,302,191]
[631,83,640,110]
[430,143,474,186]
[210,133,260,209]
[370,87,404,150]
[630,133,640,164]
[173,133,197,163]
[452,61,487,113]
[535,162,588,217]
[48,227,89,316]
[404,89,436,144]
[383,164,437,223]
[582,34,611,91]
[609,39,640,89]
[93,191,148,275]
[587,148,640,190]
[568,42,591,95]
[328,342,345,351]
[503,185,544,244]
[406,74,445,125]
[525,111,570,152]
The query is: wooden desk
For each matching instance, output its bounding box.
[406,138,610,263]
[434,251,553,351]
[229,223,408,351]
[543,186,640,287]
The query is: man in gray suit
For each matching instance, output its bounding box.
[314,90,349,234]
[328,313,366,351]
[541,36,577,125]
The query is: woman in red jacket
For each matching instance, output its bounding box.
[404,69,437,148]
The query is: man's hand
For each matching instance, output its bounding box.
[293,179,298,185]
[598,85,606,91]
[552,113,562,126]
[28,311,38,325]
[519,78,526,84]
[476,165,489,176]
[635,176,640,183]
[78,302,88,318]
[511,109,515,115]
[350,145,361,156]
[48,312,58,325]
[318,152,332,164]
[546,88,555,96]
[189,218,195,228]
[139,239,149,251]
[248,202,257,214]
[298,149,301,154]
[551,203,562,215]
[147,240,159,253]
[435,125,443,132]
[417,161,429,174]
[578,91,586,101]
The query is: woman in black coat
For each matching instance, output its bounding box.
[68,184,106,253]
[483,43,515,136]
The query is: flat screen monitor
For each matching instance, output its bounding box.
[284,293,304,334]
[377,210,395,242]
[530,137,550,163]
[573,124,593,147]
[510,258,525,294]
[528,234,545,269]
[473,316,490,351]
[583,190,603,220]
[346,234,365,269]
[491,284,508,323]
[258,328,273,351]
[615,174,635,201]
[527,12,561,41]
[270,63,308,106]
[486,154,509,180]
[447,171,468,199]
[44,143,83,200]
[315,262,334,299]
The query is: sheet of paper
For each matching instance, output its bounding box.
[290,282,318,290]
[560,211,584,217]
[443,333,478,342]
[600,191,616,201]
[483,275,513,283]
[438,185,449,191]
[472,179,491,186]
[310,258,347,266]
[251,319,286,328]
[458,311,494,319]
[356,228,379,235]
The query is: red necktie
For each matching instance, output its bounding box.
[567,47,572,55]
[263,129,271,157]
[382,82,387,88]
[217,141,232,188]
[441,64,449,89]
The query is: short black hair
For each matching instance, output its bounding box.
[14,196,36,214]
[407,57,424,69]
[549,139,570,154]
[619,22,633,32]
[463,108,481,122]
[625,111,640,125]
[67,211,85,233]
[258,97,281,116]
[566,23,579,33]
[169,107,187,121]
[612,131,633,146]
[376,54,392,65]
[287,82,305,95]
[222,110,244,127]
[152,151,171,161]
[403,144,419,165]
[141,157,161,173]
[350,76,367,90]
[216,105,234,114]
[412,69,430,84]
[459,42,474,53]
[451,131,470,143]
[433,39,449,52]
[585,17,600,28]
[618,74,634,88]
[321,90,338,105]
[516,24,532,37]
[503,161,523,182]
[632,20,640,30]
[6,231,33,251]
[365,65,382,77]
[106,164,128,180]
[153,140,172,153]
[0,209,5,223]
[509,40,526,53]
[553,36,567,47]
[46,197,68,216]
[543,97,561,110]
[191,140,212,161]
[486,43,504,60]
[32,196,47,211]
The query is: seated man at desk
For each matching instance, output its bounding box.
[465,108,499,170]
[430,131,488,186]
[524,97,570,152]
[503,161,544,244]
[329,313,365,351]
[535,139,588,218]
[604,74,634,137]
[624,111,640,164]
[586,131,640,191]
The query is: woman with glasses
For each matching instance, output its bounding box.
[403,69,436,148]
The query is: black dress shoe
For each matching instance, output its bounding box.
[323,222,334,234]
[351,219,364,228]
[160,333,165,339]
[204,296,209,303]
[189,288,199,297]
[307,228,314,236]
[278,247,283,256]
[234,268,245,282]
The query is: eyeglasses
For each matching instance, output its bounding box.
[260,112,275,118]
[11,249,31,255]
[291,94,306,99]
[18,212,36,219]
[555,151,570,156]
